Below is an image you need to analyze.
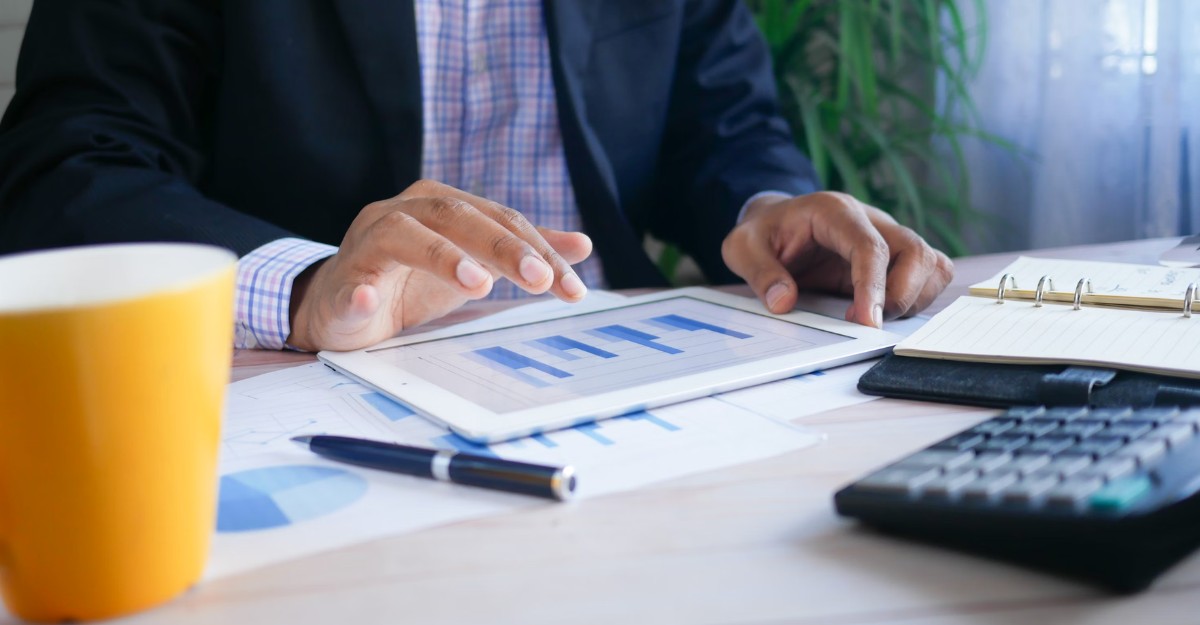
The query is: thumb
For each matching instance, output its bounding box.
[339,283,380,325]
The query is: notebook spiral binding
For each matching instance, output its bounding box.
[993,274,1198,318]
[994,273,1017,304]
[1071,278,1093,310]
[1034,276,1054,307]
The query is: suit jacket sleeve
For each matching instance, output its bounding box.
[650,0,819,283]
[0,0,294,256]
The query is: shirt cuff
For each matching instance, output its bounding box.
[737,191,794,224]
[235,238,338,350]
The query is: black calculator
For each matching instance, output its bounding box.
[834,406,1200,592]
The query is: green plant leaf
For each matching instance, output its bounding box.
[750,0,1012,255]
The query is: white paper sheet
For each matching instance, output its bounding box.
[209,363,821,579]
[206,293,928,580]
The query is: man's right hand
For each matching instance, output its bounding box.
[286,179,593,352]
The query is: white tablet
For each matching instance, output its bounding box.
[318,287,900,443]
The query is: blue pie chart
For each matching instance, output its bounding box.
[217,465,368,533]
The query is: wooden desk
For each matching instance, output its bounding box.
[132,238,1200,624]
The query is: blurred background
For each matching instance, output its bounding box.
[2,0,1196,260]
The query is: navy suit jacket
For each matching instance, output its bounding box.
[0,0,817,287]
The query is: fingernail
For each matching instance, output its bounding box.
[872,304,884,328]
[765,282,789,311]
[456,258,490,289]
[561,272,587,298]
[519,255,552,286]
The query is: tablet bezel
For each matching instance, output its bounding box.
[318,287,899,443]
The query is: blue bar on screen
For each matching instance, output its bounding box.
[650,314,752,339]
[593,325,683,354]
[473,346,573,378]
[535,335,618,359]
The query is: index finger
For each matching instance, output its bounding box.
[423,182,588,302]
[811,194,889,328]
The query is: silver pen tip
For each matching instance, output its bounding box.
[291,435,314,449]
[552,465,577,501]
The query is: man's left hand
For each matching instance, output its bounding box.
[721,191,954,328]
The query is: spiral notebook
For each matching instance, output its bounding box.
[894,257,1200,379]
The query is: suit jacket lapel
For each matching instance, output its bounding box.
[332,0,423,189]
[544,0,668,287]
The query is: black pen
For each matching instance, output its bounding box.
[291,434,577,501]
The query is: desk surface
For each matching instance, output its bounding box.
[120,238,1200,624]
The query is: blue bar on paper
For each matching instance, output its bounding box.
[622,410,682,432]
[360,392,416,422]
[433,433,499,458]
[535,335,618,359]
[650,314,752,339]
[574,422,615,445]
[473,346,573,378]
[593,325,683,354]
[531,433,559,448]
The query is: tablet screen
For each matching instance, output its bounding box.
[366,297,851,413]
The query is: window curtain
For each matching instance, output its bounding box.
[959,0,1200,253]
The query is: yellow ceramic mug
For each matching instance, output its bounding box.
[0,243,235,622]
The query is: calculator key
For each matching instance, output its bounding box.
[976,435,1030,453]
[931,433,987,451]
[1168,408,1200,426]
[1089,475,1152,511]
[1101,422,1153,441]
[968,419,1018,436]
[1066,436,1124,458]
[1059,421,1105,438]
[961,471,1020,500]
[1006,454,1052,476]
[1042,406,1088,421]
[920,469,979,498]
[894,450,974,471]
[1020,436,1076,455]
[1044,477,1105,508]
[854,467,942,494]
[1077,457,1137,482]
[1041,455,1093,478]
[1005,406,1046,419]
[1113,440,1167,467]
[1144,422,1195,448]
[1000,474,1061,503]
[1010,421,1060,437]
[959,451,1013,473]
[1137,407,1182,422]
[1088,407,1134,422]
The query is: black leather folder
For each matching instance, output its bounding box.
[858,354,1200,408]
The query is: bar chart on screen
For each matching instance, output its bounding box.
[367,298,851,413]
[466,314,748,386]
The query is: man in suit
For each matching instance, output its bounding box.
[0,1,952,351]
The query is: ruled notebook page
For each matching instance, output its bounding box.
[967,256,1200,309]
[895,296,1200,379]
